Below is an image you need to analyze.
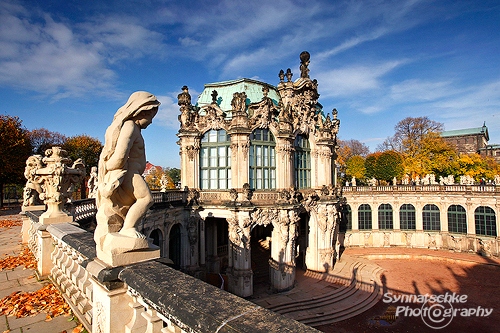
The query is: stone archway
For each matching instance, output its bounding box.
[296,211,310,270]
[250,224,273,292]
[149,228,164,256]
[169,224,182,269]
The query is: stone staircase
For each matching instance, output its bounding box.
[253,254,384,327]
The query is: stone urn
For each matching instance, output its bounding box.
[26,147,86,224]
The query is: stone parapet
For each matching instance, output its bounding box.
[119,261,319,333]
[26,212,320,333]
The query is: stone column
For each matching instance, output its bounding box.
[229,132,250,188]
[178,133,200,189]
[275,137,294,189]
[37,228,54,277]
[89,276,132,333]
[199,219,205,266]
[466,202,475,236]
[269,209,297,291]
[226,212,253,297]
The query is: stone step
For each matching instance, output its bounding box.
[259,256,384,326]
[302,281,381,326]
[267,262,364,313]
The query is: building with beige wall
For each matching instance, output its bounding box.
[143,52,343,297]
[441,123,500,163]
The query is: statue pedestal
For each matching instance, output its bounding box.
[98,233,160,267]
[21,205,46,212]
[39,211,73,225]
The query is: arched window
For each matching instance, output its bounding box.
[200,129,231,189]
[378,204,393,230]
[249,129,276,189]
[423,204,440,231]
[475,206,497,237]
[448,205,467,234]
[294,135,311,189]
[399,204,416,230]
[340,204,352,232]
[358,204,372,230]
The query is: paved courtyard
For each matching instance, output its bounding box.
[0,206,80,333]
[318,247,500,333]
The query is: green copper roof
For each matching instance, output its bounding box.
[196,78,280,111]
[441,124,489,140]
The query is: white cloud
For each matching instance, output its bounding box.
[0,3,116,98]
[156,94,180,130]
[390,79,455,102]
[317,60,406,97]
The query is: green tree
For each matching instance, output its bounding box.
[0,115,32,207]
[29,128,67,155]
[376,150,404,182]
[165,167,181,187]
[345,155,366,181]
[63,135,103,199]
[364,152,382,180]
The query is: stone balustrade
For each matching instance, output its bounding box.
[23,209,319,333]
[342,184,500,193]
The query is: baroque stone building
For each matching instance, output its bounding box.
[144,52,342,297]
[441,123,500,163]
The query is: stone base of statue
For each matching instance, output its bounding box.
[21,205,46,213]
[39,210,73,225]
[97,233,160,267]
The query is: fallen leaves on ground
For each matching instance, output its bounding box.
[72,324,85,333]
[0,246,37,271]
[0,219,22,228]
[0,283,71,319]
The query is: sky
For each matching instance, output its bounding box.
[1,0,499,169]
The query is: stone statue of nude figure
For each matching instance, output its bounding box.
[94,91,160,256]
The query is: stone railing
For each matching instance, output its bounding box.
[340,230,500,257]
[342,184,500,193]
[151,190,187,204]
[23,211,319,333]
[47,223,95,329]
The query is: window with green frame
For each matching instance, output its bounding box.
[378,204,393,230]
[294,135,311,189]
[358,204,372,230]
[399,204,416,230]
[475,206,497,236]
[423,204,440,231]
[448,205,467,234]
[200,129,231,189]
[249,129,276,189]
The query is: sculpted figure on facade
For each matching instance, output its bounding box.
[299,51,310,79]
[160,174,168,192]
[87,166,98,198]
[231,92,247,112]
[186,187,200,206]
[23,155,44,207]
[178,85,194,129]
[95,91,160,258]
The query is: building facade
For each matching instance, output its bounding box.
[340,185,499,256]
[441,123,500,163]
[143,52,343,297]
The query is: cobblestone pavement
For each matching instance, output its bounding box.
[0,208,79,333]
[318,247,500,333]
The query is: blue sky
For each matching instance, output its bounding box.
[1,0,499,169]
